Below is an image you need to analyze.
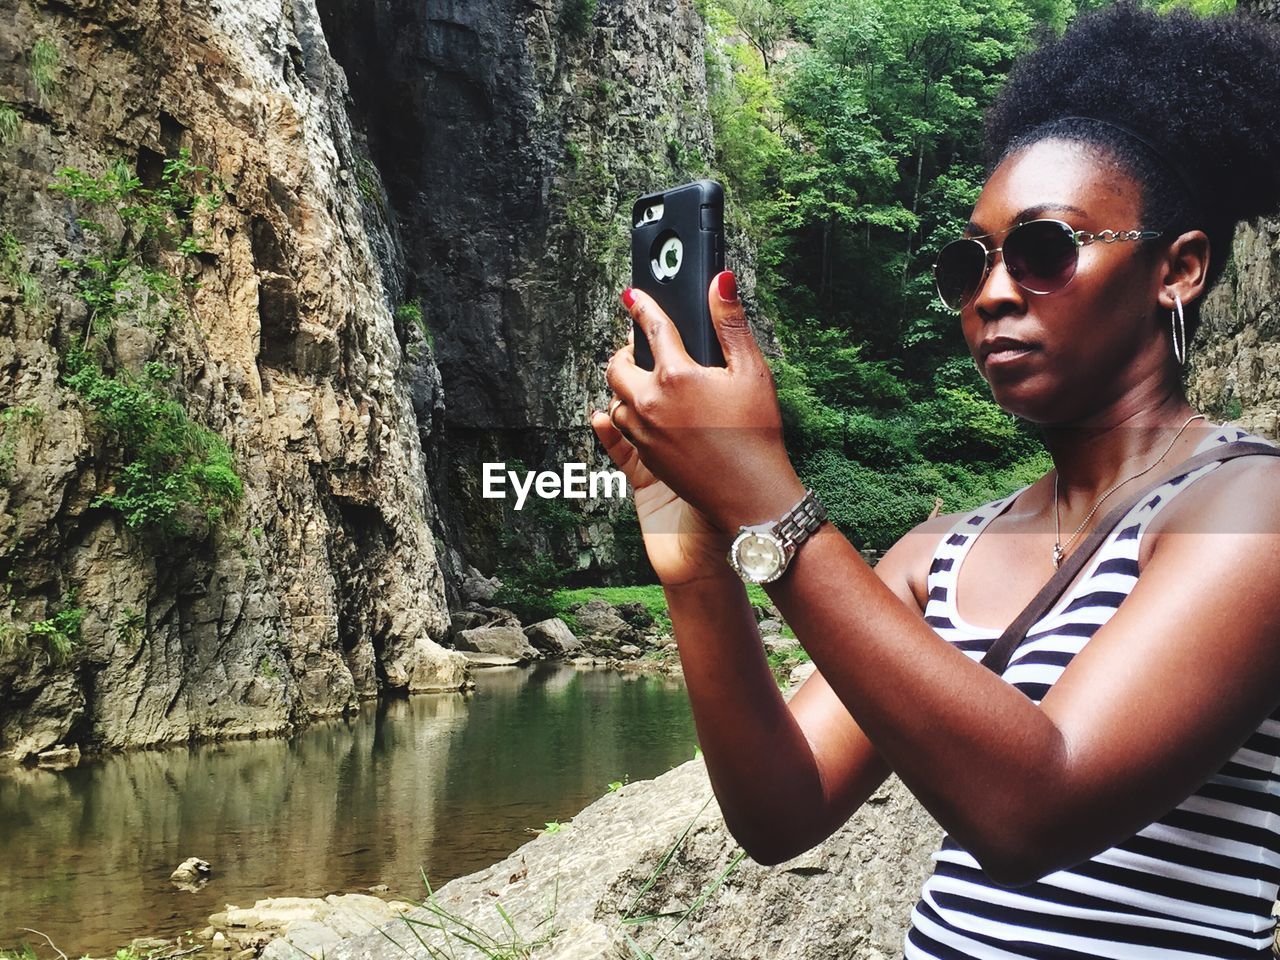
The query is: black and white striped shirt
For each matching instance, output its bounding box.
[903,423,1280,960]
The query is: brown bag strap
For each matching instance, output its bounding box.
[979,440,1280,677]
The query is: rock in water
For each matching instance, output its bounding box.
[171,857,213,885]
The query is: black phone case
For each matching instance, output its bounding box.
[630,179,726,369]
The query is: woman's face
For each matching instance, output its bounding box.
[959,138,1169,424]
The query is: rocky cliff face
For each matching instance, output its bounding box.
[314,0,768,581]
[0,0,740,761]
[0,0,467,761]
[1186,0,1280,434]
[1187,219,1280,434]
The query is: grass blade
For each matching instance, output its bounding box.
[622,792,716,920]
[646,849,747,953]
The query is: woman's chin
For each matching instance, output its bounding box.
[983,384,1058,425]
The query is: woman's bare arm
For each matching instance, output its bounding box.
[747,457,1280,886]
[604,282,1280,886]
[665,511,954,865]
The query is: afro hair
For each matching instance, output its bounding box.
[982,0,1280,340]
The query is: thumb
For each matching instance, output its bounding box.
[591,408,657,492]
[591,409,634,472]
[707,271,759,371]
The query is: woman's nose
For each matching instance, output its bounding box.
[974,248,1024,313]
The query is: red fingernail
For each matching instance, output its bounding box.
[717,271,738,302]
[621,288,637,309]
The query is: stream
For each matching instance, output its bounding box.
[0,661,697,957]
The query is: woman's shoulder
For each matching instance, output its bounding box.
[1143,421,1280,551]
[1189,421,1278,455]
[876,482,1037,613]
[1177,421,1280,488]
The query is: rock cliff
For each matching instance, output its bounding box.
[314,0,768,582]
[0,0,466,761]
[1188,218,1280,434]
[0,0,743,760]
[1186,0,1280,435]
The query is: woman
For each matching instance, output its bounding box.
[590,3,1280,958]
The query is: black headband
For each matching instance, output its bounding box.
[1057,115,1204,216]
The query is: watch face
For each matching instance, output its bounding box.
[734,532,784,583]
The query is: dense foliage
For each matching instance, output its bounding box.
[697,0,1190,550]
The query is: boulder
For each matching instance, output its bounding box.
[287,758,940,960]
[571,600,635,641]
[753,602,782,622]
[462,603,522,625]
[524,618,584,656]
[220,894,415,960]
[35,744,81,769]
[614,601,655,629]
[788,662,818,688]
[460,568,502,603]
[446,609,492,641]
[170,857,212,884]
[454,625,542,662]
[763,635,800,655]
[459,653,523,667]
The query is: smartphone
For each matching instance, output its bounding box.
[630,179,726,369]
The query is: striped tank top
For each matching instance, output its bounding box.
[903,423,1280,960]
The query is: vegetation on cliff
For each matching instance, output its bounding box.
[47,149,241,536]
[695,0,1070,550]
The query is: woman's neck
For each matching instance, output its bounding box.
[1038,389,1213,515]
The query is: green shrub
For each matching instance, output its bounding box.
[1,233,44,310]
[914,386,1042,465]
[803,447,1051,551]
[560,0,599,36]
[840,411,915,470]
[0,404,42,485]
[62,351,244,534]
[805,450,938,550]
[769,356,843,459]
[27,592,84,663]
[51,149,222,343]
[30,39,58,105]
[395,300,433,353]
[113,606,144,647]
[0,103,19,145]
[355,155,382,208]
[44,151,240,537]
[790,325,911,410]
[492,551,568,625]
[491,482,580,622]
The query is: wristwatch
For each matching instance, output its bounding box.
[726,488,828,584]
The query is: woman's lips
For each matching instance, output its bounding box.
[984,346,1037,368]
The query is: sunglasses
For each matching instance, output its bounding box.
[933,218,1163,311]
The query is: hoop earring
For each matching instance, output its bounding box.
[1171,293,1187,367]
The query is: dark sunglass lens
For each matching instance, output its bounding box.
[1004,220,1077,294]
[935,239,987,310]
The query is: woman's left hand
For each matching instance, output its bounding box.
[603,270,807,534]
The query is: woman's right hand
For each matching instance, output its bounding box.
[589,407,735,588]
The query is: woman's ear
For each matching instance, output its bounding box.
[1157,229,1211,311]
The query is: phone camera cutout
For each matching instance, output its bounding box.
[635,202,665,229]
[650,231,683,283]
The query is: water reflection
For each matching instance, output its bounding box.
[0,662,694,956]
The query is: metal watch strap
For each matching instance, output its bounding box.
[773,488,827,551]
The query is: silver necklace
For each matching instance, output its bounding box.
[1052,413,1206,569]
